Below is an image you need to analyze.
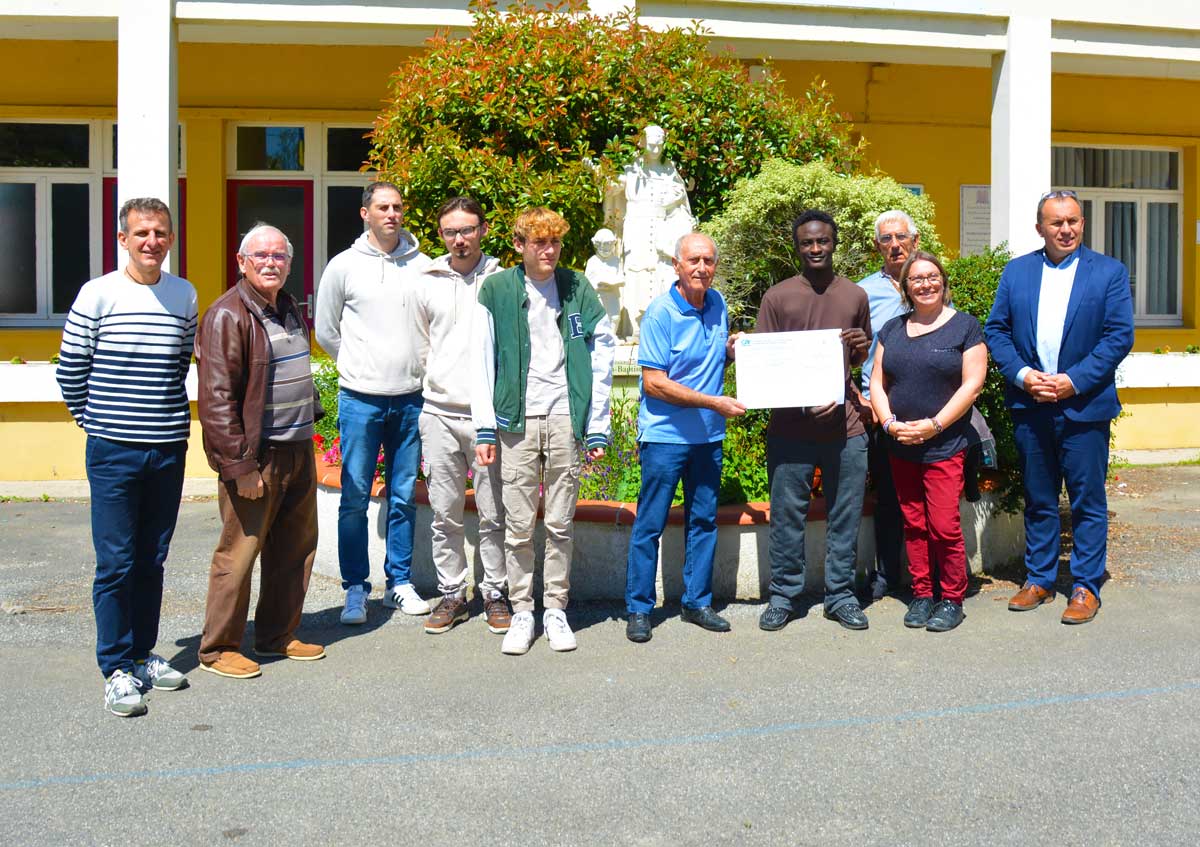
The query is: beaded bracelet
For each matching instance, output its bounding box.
[930,417,944,434]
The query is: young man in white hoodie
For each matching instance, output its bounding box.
[316,181,433,624]
[415,197,509,635]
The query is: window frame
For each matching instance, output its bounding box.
[0,118,103,326]
[1052,142,1184,327]
[227,121,375,286]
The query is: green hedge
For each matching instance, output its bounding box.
[703,158,942,324]
[577,369,772,505]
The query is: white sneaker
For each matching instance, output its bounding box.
[340,584,368,625]
[382,583,431,615]
[501,611,537,655]
[104,669,147,717]
[132,653,188,691]
[543,609,577,652]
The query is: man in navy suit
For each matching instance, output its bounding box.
[984,191,1134,624]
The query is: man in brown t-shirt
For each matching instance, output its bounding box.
[753,210,873,632]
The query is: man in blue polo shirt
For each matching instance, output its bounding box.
[625,232,745,643]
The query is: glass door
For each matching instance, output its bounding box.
[226,179,314,323]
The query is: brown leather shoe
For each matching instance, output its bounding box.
[200,651,262,679]
[483,592,512,634]
[1008,582,1054,611]
[257,640,326,661]
[1061,587,1100,625]
[425,595,469,634]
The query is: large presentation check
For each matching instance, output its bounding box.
[735,330,846,409]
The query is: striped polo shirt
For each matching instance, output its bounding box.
[56,270,198,444]
[257,295,315,443]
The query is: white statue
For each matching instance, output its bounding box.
[605,124,696,340]
[584,228,627,338]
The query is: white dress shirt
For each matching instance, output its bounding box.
[1016,249,1080,387]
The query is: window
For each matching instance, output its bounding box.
[0,121,100,324]
[237,126,305,171]
[227,123,375,323]
[1052,145,1183,326]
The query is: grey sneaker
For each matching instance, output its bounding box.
[104,669,147,717]
[340,584,368,625]
[133,653,188,691]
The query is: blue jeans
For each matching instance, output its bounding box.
[766,433,868,613]
[625,441,722,615]
[337,388,423,591]
[86,436,186,678]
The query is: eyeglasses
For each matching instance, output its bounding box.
[440,225,479,239]
[877,233,913,245]
[907,273,943,285]
[244,251,291,265]
[1040,189,1078,200]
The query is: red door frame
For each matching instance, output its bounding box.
[225,178,315,323]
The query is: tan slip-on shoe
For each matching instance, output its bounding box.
[256,639,326,661]
[200,651,262,679]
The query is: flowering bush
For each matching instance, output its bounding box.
[368,0,863,270]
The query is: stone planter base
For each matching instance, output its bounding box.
[314,457,1023,602]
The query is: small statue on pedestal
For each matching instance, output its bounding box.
[604,124,696,341]
[584,227,627,339]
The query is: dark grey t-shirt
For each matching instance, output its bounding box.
[878,310,984,463]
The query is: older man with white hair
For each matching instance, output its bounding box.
[624,232,744,643]
[857,210,919,601]
[196,223,325,679]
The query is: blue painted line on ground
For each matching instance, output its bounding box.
[4,680,1198,792]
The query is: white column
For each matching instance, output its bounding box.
[116,0,179,271]
[990,14,1051,256]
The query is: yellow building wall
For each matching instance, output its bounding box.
[3,42,1199,461]
[0,403,215,480]
[1113,388,1200,451]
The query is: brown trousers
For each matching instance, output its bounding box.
[199,442,318,663]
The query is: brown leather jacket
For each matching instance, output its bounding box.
[196,279,322,481]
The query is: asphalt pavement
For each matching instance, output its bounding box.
[1,466,1198,846]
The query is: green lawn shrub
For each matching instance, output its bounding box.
[703,158,941,325]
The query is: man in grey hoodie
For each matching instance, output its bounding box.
[315,181,433,625]
[415,197,509,635]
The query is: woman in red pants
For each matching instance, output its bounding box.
[868,251,988,631]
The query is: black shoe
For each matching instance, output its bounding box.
[903,597,936,628]
[925,600,965,632]
[680,605,731,633]
[626,613,652,643]
[758,605,791,631]
[824,602,869,630]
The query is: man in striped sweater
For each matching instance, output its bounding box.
[56,197,197,718]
